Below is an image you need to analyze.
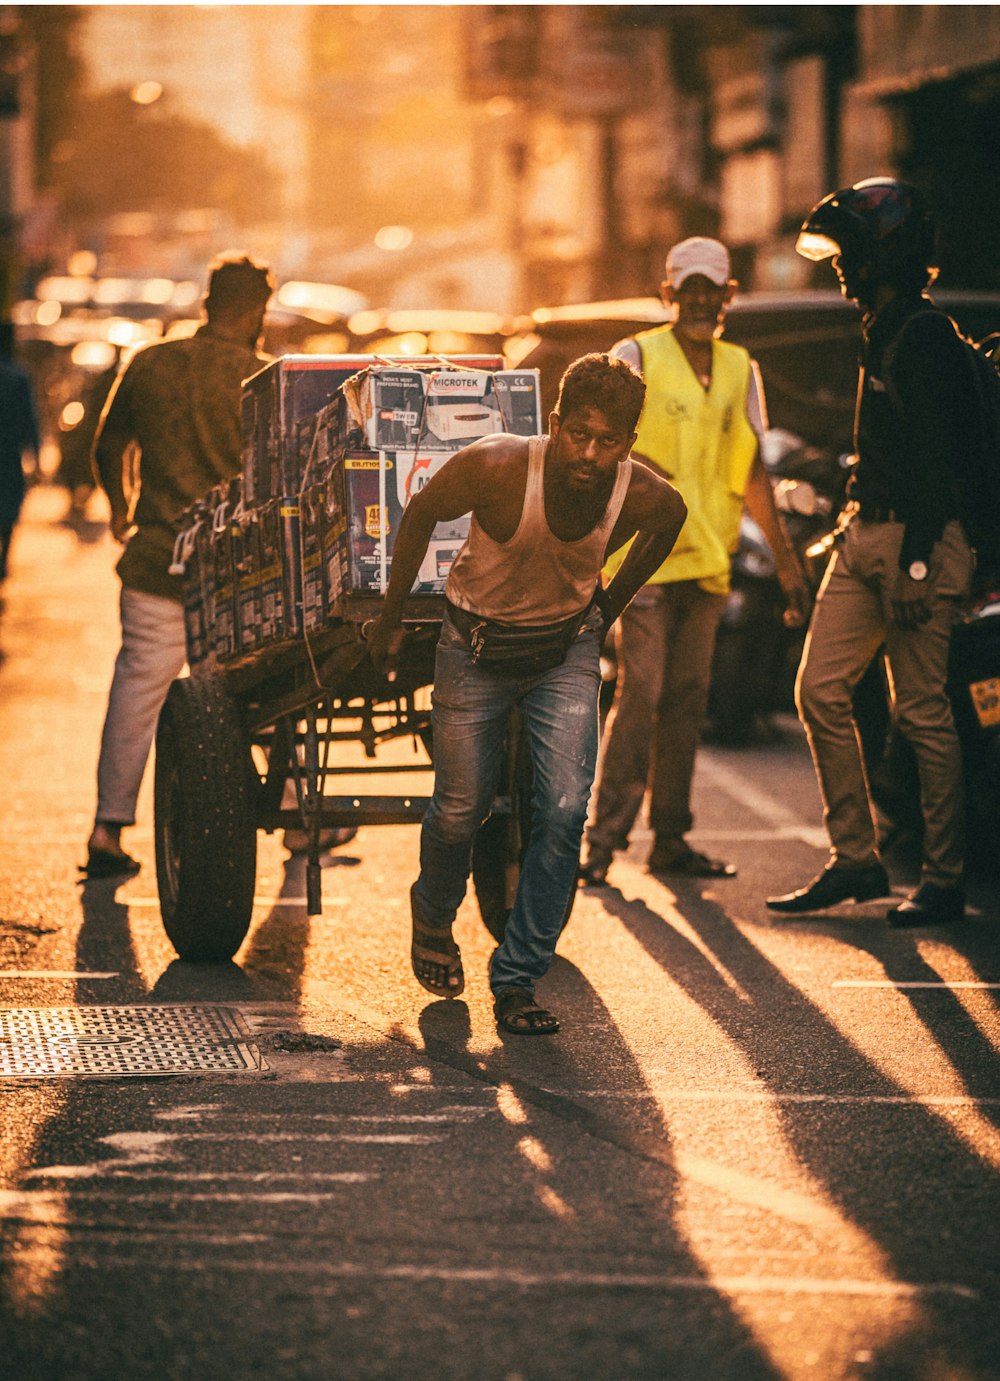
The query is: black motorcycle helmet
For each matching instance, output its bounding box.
[795,178,936,287]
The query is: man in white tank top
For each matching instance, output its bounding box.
[368,355,686,1035]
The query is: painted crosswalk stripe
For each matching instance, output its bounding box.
[39,1250,979,1300]
[0,971,119,979]
[834,980,1000,990]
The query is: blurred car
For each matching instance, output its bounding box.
[11,311,164,463]
[264,280,369,356]
[344,307,512,362]
[510,289,1000,454]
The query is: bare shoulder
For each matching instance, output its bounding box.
[437,431,529,486]
[464,432,530,468]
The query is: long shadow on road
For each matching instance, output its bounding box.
[2,867,785,1380]
[597,878,1000,1378]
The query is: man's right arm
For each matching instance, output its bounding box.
[601,467,687,626]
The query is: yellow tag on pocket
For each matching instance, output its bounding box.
[970,677,1000,728]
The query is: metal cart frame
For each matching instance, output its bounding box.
[152,595,531,961]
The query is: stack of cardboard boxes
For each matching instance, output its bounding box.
[175,355,541,668]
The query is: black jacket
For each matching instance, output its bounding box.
[850,292,974,571]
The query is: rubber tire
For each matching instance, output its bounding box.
[471,726,577,943]
[154,677,257,961]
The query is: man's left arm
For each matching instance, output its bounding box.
[601,467,687,626]
[743,459,811,627]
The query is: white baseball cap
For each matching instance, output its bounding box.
[665,237,732,288]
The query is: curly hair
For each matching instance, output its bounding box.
[555,352,645,435]
[205,252,274,318]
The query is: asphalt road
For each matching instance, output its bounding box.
[1,485,999,1380]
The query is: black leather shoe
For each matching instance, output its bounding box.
[887,881,965,928]
[766,862,890,914]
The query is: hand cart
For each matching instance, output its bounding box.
[152,594,544,962]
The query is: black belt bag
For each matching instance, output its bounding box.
[445,599,591,678]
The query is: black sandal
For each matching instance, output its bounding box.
[410,884,464,998]
[493,987,560,1036]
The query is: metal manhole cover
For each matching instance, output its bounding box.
[0,1007,263,1078]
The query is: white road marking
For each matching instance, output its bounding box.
[110,1132,442,1145]
[697,756,828,849]
[123,897,346,909]
[0,1189,363,1211]
[834,980,1000,990]
[0,971,119,980]
[28,1170,373,1183]
[538,1088,1000,1106]
[152,1109,489,1124]
[45,1252,979,1300]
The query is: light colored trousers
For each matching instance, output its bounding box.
[796,517,973,887]
[587,581,726,855]
[95,586,187,826]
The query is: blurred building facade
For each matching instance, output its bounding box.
[462,4,1000,302]
[6,5,1000,313]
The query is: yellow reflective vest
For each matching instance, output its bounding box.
[605,325,759,595]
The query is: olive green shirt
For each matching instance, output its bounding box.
[94,324,268,599]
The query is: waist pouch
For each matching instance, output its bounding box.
[446,599,590,678]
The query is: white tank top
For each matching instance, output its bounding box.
[445,435,632,624]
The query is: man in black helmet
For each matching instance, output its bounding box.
[767,178,975,927]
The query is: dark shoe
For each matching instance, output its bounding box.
[648,840,736,878]
[887,881,965,928]
[766,861,889,913]
[578,850,612,886]
[493,986,559,1035]
[79,848,141,880]
[410,883,464,999]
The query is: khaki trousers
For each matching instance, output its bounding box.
[587,581,725,855]
[796,517,973,886]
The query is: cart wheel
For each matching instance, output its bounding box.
[471,720,577,943]
[154,677,257,961]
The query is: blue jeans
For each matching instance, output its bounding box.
[414,606,603,996]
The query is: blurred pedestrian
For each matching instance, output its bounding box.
[56,356,120,522]
[82,253,274,878]
[0,321,41,583]
[580,237,809,886]
[368,354,686,1034]
[767,179,974,926]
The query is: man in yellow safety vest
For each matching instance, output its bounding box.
[581,237,810,885]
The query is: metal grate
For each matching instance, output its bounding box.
[0,1007,263,1078]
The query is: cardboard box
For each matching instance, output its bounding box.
[241,356,374,503]
[172,506,209,668]
[490,370,543,437]
[340,365,542,454]
[351,368,427,450]
[257,497,302,645]
[210,478,242,662]
[241,355,508,503]
[318,448,467,607]
[233,508,263,655]
[300,481,328,635]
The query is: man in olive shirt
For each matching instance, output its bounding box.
[83,254,273,877]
